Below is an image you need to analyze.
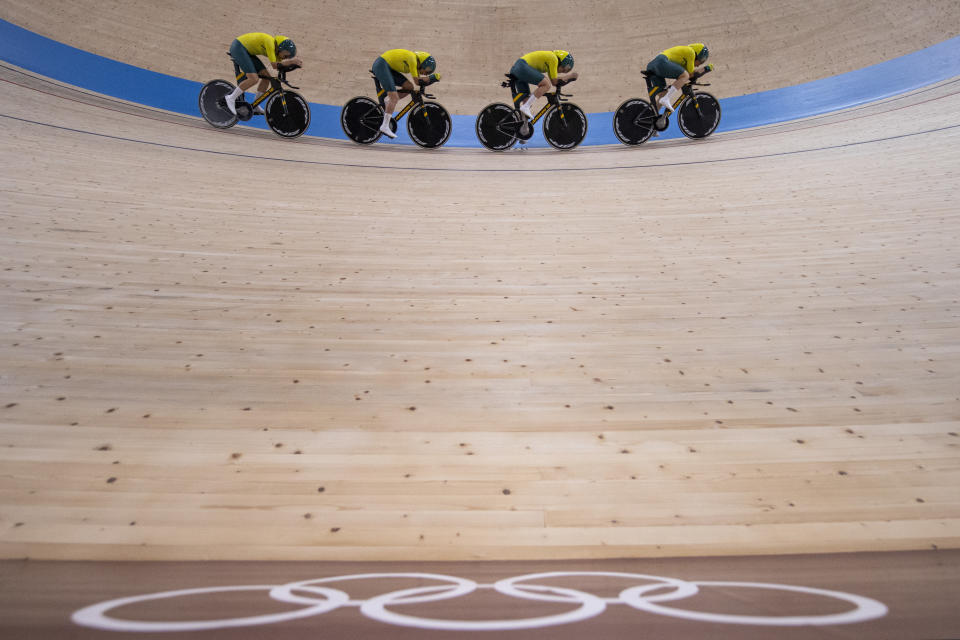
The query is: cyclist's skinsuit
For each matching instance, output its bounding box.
[229,33,290,78]
[509,51,562,101]
[373,49,419,92]
[645,43,705,94]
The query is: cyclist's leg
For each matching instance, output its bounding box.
[647,54,686,111]
[372,57,401,137]
[644,58,668,104]
[250,75,273,115]
[226,40,263,114]
[511,59,544,118]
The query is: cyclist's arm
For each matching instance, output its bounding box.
[395,73,422,96]
[553,70,578,85]
[273,56,303,69]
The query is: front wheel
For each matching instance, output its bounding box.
[407,102,452,148]
[475,103,519,151]
[677,92,721,139]
[341,96,383,144]
[198,79,239,129]
[542,103,587,150]
[613,98,656,145]
[265,91,311,138]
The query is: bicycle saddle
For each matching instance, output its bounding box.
[501,73,518,88]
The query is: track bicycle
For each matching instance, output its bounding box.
[340,72,452,148]
[199,63,311,138]
[475,76,587,151]
[613,67,720,145]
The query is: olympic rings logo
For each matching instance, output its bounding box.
[72,571,888,632]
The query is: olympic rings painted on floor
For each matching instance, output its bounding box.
[71,571,888,633]
[70,584,348,632]
[620,580,889,626]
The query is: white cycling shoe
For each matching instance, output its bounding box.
[379,122,397,139]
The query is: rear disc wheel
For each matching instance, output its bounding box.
[198,79,239,129]
[613,98,656,145]
[476,103,519,151]
[341,96,383,144]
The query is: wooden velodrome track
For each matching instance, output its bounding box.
[1,1,959,637]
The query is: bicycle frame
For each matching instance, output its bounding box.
[511,92,557,125]
[233,73,276,109]
[510,83,572,125]
[234,68,300,112]
[373,75,432,124]
[646,69,710,112]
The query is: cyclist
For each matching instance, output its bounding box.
[510,50,578,121]
[373,49,438,138]
[224,33,303,116]
[645,43,712,113]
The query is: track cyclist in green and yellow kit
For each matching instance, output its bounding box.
[372,49,439,138]
[646,43,712,113]
[511,50,578,122]
[224,33,302,116]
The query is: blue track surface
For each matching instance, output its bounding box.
[2,19,958,148]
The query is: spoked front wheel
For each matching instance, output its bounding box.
[341,96,384,144]
[613,98,657,145]
[475,103,519,151]
[542,103,588,150]
[198,79,239,129]
[265,91,311,138]
[407,102,452,148]
[677,92,721,139]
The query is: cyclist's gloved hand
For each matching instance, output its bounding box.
[427,72,441,85]
[704,64,714,73]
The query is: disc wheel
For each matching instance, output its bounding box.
[341,96,383,144]
[475,103,519,151]
[613,98,657,145]
[198,80,239,129]
[265,91,311,138]
[677,92,721,139]
[407,102,452,148]
[542,103,588,150]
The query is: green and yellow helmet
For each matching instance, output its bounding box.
[553,49,574,69]
[689,42,708,62]
[415,51,436,74]
[276,37,297,57]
